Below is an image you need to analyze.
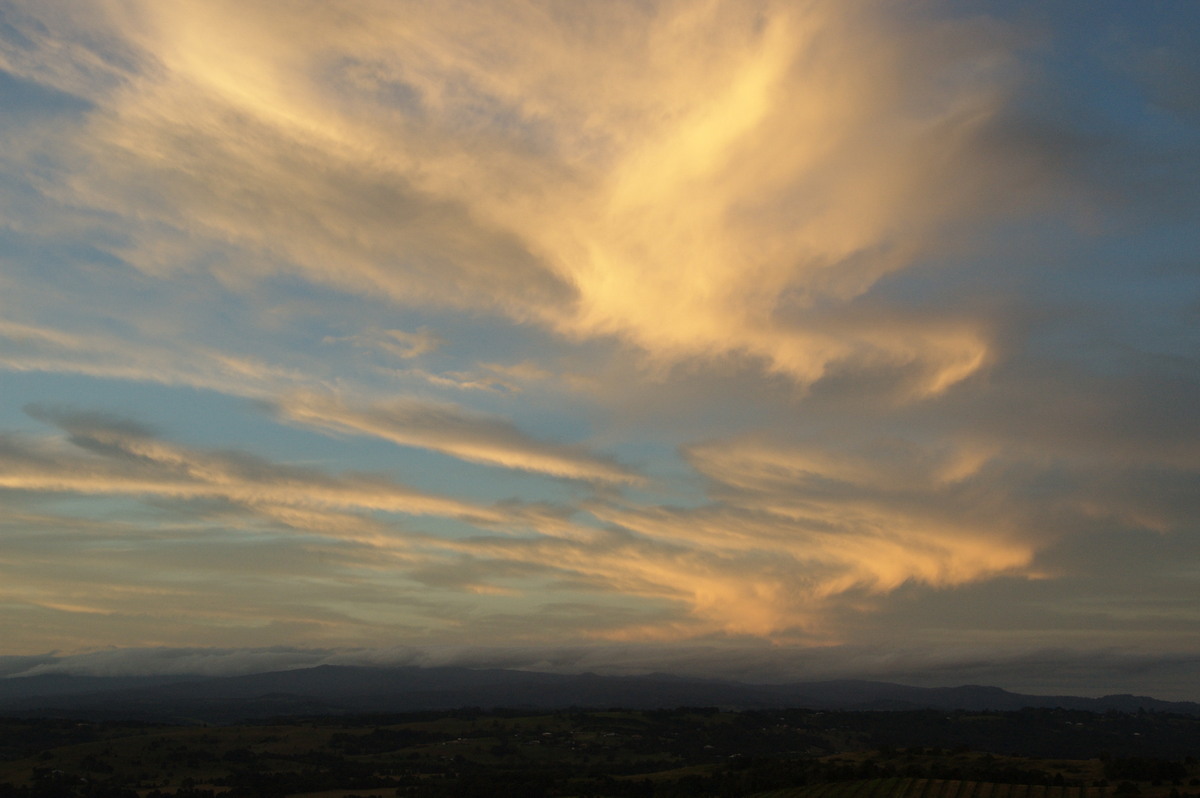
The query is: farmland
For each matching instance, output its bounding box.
[0,707,1197,798]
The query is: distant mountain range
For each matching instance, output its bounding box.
[1,665,1197,724]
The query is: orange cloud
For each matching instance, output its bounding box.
[485,435,1036,638]
[2,404,1036,641]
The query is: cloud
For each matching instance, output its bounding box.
[1,1,1196,659]
[0,502,468,650]
[7,646,334,679]
[0,0,1080,394]
[0,653,58,677]
[5,404,504,527]
[11,398,1176,646]
[0,320,317,399]
[0,403,1033,643]
[4,387,1194,647]
[325,327,443,360]
[10,644,1200,701]
[275,392,641,484]
[515,433,1034,639]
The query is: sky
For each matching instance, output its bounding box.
[1,1,1199,700]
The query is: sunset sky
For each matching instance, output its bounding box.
[1,1,1199,699]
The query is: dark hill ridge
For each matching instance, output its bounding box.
[0,665,1196,723]
[0,672,195,701]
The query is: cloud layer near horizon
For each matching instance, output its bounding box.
[8,644,1200,702]
[0,0,1198,686]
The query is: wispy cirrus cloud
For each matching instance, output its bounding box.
[434,436,1033,640]
[324,327,443,361]
[0,403,1029,643]
[0,320,318,399]
[1,394,1197,649]
[6,404,502,526]
[0,0,1073,393]
[275,393,641,484]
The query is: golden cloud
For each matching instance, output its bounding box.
[276,392,641,484]
[4,406,503,527]
[2,0,1057,394]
